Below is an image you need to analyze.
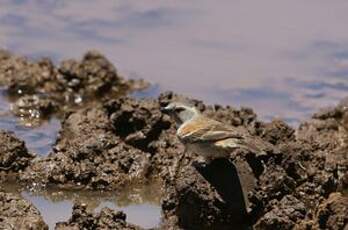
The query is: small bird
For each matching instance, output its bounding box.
[162,102,268,163]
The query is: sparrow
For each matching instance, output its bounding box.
[162,102,268,163]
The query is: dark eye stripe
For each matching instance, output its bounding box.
[175,107,185,112]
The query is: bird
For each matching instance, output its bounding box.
[161,101,268,163]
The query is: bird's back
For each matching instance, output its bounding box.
[178,115,271,156]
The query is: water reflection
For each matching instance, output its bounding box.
[0,89,60,155]
[4,183,162,229]
[2,1,348,123]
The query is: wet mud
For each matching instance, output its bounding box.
[55,203,142,230]
[0,49,148,126]
[0,130,35,183]
[0,51,347,229]
[0,191,48,230]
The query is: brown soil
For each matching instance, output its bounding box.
[0,191,48,230]
[0,51,347,229]
[55,203,142,230]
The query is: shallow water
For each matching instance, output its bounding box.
[1,0,348,123]
[4,183,162,229]
[0,88,60,155]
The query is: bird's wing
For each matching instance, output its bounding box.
[178,116,243,143]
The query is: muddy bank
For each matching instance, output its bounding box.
[19,96,181,190]
[19,93,265,191]
[20,91,347,229]
[5,92,348,229]
[0,49,148,125]
[0,191,48,230]
[0,50,347,229]
[56,203,142,230]
[160,93,348,229]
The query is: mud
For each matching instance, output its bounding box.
[20,97,176,190]
[0,49,148,125]
[0,191,48,230]
[0,51,347,229]
[55,203,142,230]
[0,130,35,183]
[160,93,348,229]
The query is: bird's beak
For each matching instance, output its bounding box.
[161,105,172,114]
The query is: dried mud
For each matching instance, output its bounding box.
[0,51,347,229]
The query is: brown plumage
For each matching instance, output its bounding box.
[163,102,270,162]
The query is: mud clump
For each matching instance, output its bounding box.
[0,191,48,230]
[0,49,148,123]
[259,119,295,145]
[56,203,141,230]
[254,195,306,230]
[248,100,348,229]
[20,95,193,190]
[315,193,348,230]
[105,97,186,181]
[20,105,151,190]
[0,130,35,173]
[20,93,264,191]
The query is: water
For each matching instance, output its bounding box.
[1,0,348,228]
[1,0,348,123]
[4,183,162,229]
[0,88,60,156]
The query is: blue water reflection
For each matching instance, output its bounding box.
[22,192,161,229]
[0,89,60,156]
[1,1,348,121]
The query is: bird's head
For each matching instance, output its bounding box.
[161,102,200,125]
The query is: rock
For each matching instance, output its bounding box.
[0,191,48,230]
[55,202,141,230]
